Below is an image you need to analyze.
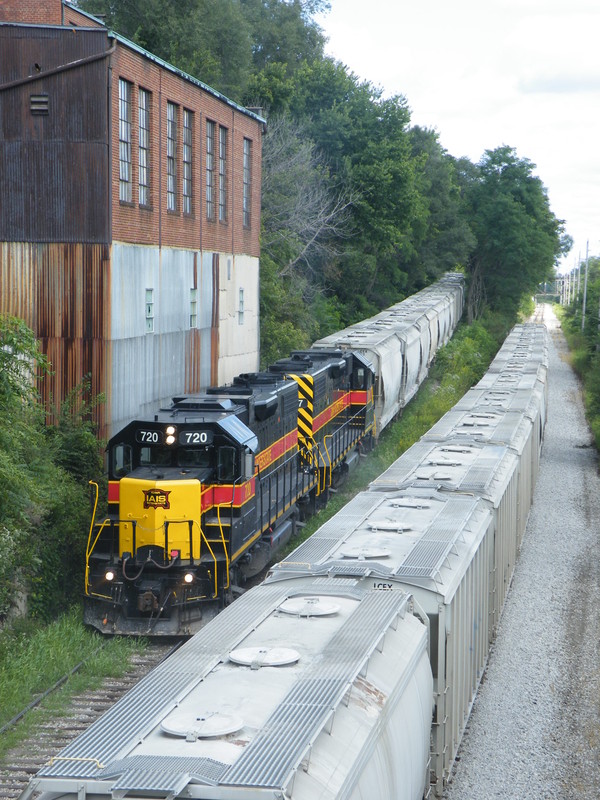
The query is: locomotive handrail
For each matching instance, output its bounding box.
[215,503,231,592]
[85,481,103,593]
[322,433,334,489]
[159,515,221,598]
[301,437,323,494]
[85,524,113,595]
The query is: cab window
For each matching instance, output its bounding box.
[140,447,173,467]
[354,366,366,390]
[112,443,132,477]
[179,448,212,468]
[218,447,236,482]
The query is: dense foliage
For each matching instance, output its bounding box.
[557,257,600,448]
[78,0,569,361]
[0,316,104,623]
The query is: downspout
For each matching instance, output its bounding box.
[158,71,163,250]
[107,40,113,245]
[231,107,235,257]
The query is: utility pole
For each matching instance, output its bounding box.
[581,241,589,332]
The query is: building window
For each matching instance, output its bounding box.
[218,126,227,222]
[145,288,154,333]
[119,78,132,203]
[243,138,252,228]
[167,102,178,212]
[206,120,215,220]
[238,288,244,326]
[183,109,193,215]
[138,88,151,207]
[190,288,198,328]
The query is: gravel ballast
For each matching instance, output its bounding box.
[443,306,600,799]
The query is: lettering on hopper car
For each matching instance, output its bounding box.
[373,582,394,590]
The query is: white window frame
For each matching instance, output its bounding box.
[218,125,227,222]
[243,137,252,228]
[206,120,215,220]
[183,109,193,215]
[167,102,178,212]
[138,88,150,207]
[119,78,132,203]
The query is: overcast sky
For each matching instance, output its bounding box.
[317,0,599,273]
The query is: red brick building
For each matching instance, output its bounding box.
[0,0,264,437]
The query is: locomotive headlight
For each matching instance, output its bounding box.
[166,425,176,445]
[183,572,194,584]
[105,569,115,582]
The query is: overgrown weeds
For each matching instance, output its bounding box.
[555,304,600,450]
[0,608,145,760]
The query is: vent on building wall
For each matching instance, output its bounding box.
[238,288,244,325]
[30,94,49,115]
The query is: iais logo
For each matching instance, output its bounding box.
[143,488,171,509]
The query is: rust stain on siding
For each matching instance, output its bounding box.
[0,241,111,439]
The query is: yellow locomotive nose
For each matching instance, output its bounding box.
[119,477,202,561]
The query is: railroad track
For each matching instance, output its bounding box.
[0,642,176,800]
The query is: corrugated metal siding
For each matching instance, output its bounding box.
[0,25,110,243]
[108,243,218,437]
[0,241,110,436]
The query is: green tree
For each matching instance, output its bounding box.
[78,0,253,99]
[259,113,353,362]
[240,0,327,74]
[408,127,475,284]
[78,0,328,100]
[287,60,428,314]
[460,146,569,321]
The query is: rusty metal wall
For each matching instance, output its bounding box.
[0,25,110,243]
[0,241,110,437]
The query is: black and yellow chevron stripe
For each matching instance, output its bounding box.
[289,373,314,450]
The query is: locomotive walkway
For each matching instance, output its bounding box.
[444,305,600,799]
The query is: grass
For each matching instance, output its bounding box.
[0,607,146,761]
